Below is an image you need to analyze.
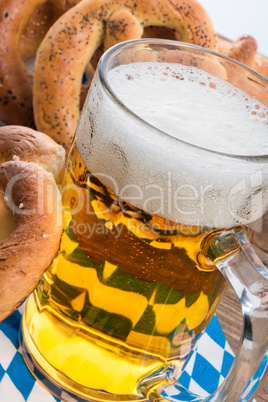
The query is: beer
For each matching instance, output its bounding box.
[22,58,268,401]
[24,142,227,398]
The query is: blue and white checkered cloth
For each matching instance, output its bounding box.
[0,303,237,402]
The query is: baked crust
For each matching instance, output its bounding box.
[19,0,82,60]
[0,0,80,126]
[0,125,65,182]
[0,125,65,322]
[0,161,62,322]
[218,35,268,79]
[33,0,217,151]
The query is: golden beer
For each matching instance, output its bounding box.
[21,41,268,402]
[23,142,227,399]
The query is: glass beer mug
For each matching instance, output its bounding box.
[21,40,268,401]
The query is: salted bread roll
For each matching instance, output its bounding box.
[0,125,65,322]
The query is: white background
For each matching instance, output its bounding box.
[199,0,268,56]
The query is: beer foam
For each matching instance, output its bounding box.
[76,62,268,228]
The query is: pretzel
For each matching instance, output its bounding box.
[0,0,48,127]
[33,0,218,151]
[253,53,268,79]
[20,0,82,60]
[0,126,65,322]
[218,35,268,79]
[0,125,65,182]
[0,0,80,127]
[19,0,58,61]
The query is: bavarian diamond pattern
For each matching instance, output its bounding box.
[160,315,236,401]
[0,305,59,402]
[0,306,257,402]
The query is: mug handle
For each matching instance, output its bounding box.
[203,227,268,401]
[149,227,268,402]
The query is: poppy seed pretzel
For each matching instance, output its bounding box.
[0,0,46,127]
[19,0,82,61]
[0,0,81,127]
[33,0,218,151]
[19,0,59,61]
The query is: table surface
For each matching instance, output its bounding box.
[216,213,268,401]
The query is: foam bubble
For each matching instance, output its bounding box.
[76,62,268,228]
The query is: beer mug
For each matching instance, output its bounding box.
[21,40,268,401]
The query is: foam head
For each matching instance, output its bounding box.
[76,62,268,228]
